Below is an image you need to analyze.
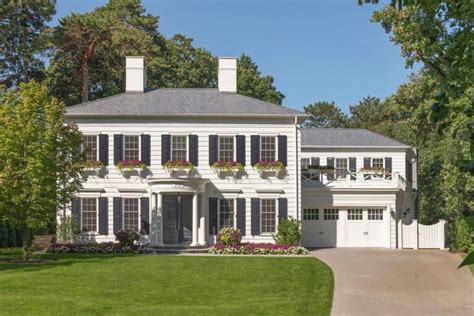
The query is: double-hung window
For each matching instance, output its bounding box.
[260,136,276,161]
[171,136,187,161]
[372,158,384,169]
[261,199,276,233]
[123,198,139,231]
[301,158,310,179]
[335,158,348,179]
[124,135,139,161]
[219,199,234,229]
[81,198,97,232]
[218,136,234,162]
[82,135,98,161]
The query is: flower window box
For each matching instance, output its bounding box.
[253,160,285,177]
[116,160,146,176]
[305,165,335,174]
[164,160,195,176]
[211,161,244,177]
[81,160,104,176]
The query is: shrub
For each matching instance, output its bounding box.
[46,242,149,254]
[274,218,302,245]
[454,218,472,253]
[115,230,140,247]
[217,227,242,247]
[208,243,308,255]
[58,215,77,243]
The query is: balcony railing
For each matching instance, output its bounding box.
[302,171,408,190]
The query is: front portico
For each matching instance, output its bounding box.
[147,177,209,247]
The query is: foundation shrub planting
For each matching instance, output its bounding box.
[45,242,149,254]
[115,230,140,247]
[217,227,242,247]
[209,242,309,255]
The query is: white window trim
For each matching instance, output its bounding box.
[81,197,99,234]
[122,197,141,232]
[367,208,384,222]
[347,208,363,221]
[260,199,278,235]
[218,198,236,230]
[123,135,141,161]
[217,136,236,161]
[335,158,349,179]
[259,136,278,162]
[370,157,385,169]
[82,134,99,161]
[170,135,188,161]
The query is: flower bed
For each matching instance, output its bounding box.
[116,160,146,171]
[45,242,149,254]
[208,243,309,255]
[164,160,195,171]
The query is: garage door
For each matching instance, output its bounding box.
[302,207,386,248]
[346,208,385,247]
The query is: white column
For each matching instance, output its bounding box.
[198,194,206,245]
[157,193,163,245]
[191,192,199,246]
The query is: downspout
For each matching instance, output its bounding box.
[295,116,300,220]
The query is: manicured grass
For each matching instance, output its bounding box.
[0,254,333,315]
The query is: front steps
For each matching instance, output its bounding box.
[146,244,209,254]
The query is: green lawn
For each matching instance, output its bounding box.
[0,252,333,315]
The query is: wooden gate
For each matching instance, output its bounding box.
[398,219,446,249]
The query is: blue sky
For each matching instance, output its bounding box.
[53,0,415,113]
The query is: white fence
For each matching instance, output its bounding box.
[398,219,447,249]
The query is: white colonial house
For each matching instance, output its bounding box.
[64,56,417,249]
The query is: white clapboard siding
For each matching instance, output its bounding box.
[67,116,301,243]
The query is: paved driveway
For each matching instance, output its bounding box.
[311,248,473,316]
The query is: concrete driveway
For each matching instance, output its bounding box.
[311,248,473,316]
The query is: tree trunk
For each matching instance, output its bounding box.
[81,58,89,103]
[21,227,31,262]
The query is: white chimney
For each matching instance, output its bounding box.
[218,57,237,93]
[125,56,146,93]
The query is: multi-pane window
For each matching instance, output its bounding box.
[124,135,139,161]
[219,136,234,162]
[301,158,310,179]
[303,208,319,220]
[347,209,363,221]
[82,135,97,161]
[335,158,348,179]
[123,198,139,231]
[81,198,97,232]
[372,158,384,169]
[219,199,234,228]
[261,199,276,233]
[171,136,187,161]
[260,136,276,161]
[323,209,339,220]
[368,209,383,220]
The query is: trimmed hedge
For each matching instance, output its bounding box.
[46,242,149,254]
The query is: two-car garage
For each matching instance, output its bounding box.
[301,207,390,248]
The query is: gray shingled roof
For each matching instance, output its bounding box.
[66,88,304,117]
[301,128,410,147]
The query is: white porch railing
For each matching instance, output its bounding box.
[302,171,408,190]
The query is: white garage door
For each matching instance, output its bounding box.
[302,207,386,248]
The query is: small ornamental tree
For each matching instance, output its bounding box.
[0,82,84,260]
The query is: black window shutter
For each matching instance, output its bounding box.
[363,157,371,178]
[327,157,335,180]
[251,135,260,166]
[98,134,109,165]
[236,135,246,166]
[208,135,218,165]
[98,197,108,235]
[385,157,392,179]
[188,134,199,166]
[278,135,287,166]
[113,197,123,233]
[113,134,123,164]
[236,198,246,235]
[349,157,357,180]
[71,197,81,232]
[209,198,218,235]
[140,197,150,234]
[311,157,320,181]
[141,134,151,166]
[278,198,288,224]
[161,135,171,165]
[251,198,260,235]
